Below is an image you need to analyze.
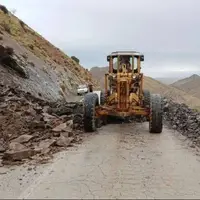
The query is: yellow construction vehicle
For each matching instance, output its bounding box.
[83,51,163,133]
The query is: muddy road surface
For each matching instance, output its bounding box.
[1,122,200,199]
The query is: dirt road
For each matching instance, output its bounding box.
[1,122,200,199]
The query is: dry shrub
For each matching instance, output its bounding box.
[0,5,9,14]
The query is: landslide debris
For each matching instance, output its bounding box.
[0,83,83,166]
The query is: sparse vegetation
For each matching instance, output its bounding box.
[71,56,80,64]
[75,66,79,71]
[0,5,9,14]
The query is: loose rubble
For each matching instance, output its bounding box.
[163,98,200,147]
[1,81,200,167]
[0,83,83,166]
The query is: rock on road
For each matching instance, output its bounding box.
[1,122,200,199]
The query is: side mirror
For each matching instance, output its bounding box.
[140,55,144,61]
[107,56,110,62]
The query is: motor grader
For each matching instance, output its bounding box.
[83,51,163,133]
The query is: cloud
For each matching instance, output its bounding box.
[1,0,200,77]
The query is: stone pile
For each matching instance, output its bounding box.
[0,83,83,166]
[163,98,200,147]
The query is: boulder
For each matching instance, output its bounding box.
[9,142,26,151]
[29,120,45,129]
[66,120,73,128]
[49,107,73,116]
[2,149,36,161]
[42,112,56,122]
[56,135,73,147]
[38,139,56,149]
[52,123,67,132]
[53,132,60,137]
[61,131,73,138]
[12,134,34,144]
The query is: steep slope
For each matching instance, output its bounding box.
[0,5,97,102]
[171,74,200,99]
[90,66,200,109]
[90,66,108,88]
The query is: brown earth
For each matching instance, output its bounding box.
[90,66,200,109]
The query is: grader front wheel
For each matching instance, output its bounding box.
[83,93,99,132]
[149,94,163,134]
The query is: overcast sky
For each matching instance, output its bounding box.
[1,0,200,78]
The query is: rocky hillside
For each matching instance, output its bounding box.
[90,66,200,109]
[0,5,97,102]
[171,74,200,100]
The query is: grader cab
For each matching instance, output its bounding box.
[83,51,163,133]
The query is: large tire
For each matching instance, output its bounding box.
[143,90,150,108]
[149,94,163,134]
[83,93,99,132]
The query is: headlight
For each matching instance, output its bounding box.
[133,75,136,79]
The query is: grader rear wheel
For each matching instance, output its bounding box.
[149,94,163,134]
[83,93,99,132]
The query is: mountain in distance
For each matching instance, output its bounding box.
[171,74,200,99]
[154,77,180,85]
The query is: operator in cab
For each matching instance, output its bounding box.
[119,56,132,73]
[113,56,132,73]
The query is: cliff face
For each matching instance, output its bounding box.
[0,5,97,102]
